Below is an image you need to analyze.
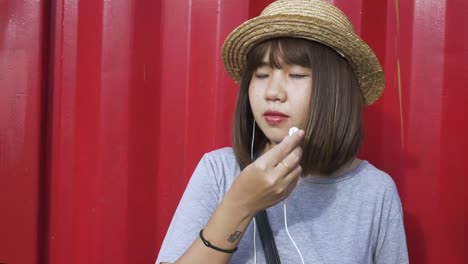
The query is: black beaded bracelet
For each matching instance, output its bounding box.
[199,229,238,254]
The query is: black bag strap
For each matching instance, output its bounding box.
[255,209,281,264]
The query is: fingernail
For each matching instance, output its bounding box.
[298,130,305,137]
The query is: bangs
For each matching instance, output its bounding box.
[247,38,312,71]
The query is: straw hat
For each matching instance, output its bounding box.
[222,0,384,105]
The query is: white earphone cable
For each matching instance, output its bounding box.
[251,119,257,264]
[253,217,257,264]
[283,200,305,264]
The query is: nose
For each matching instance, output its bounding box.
[265,71,287,102]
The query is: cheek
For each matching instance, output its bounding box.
[297,98,311,124]
[248,85,254,107]
[248,84,254,101]
[248,84,262,110]
[291,87,312,124]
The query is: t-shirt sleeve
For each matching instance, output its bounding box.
[155,154,222,264]
[374,187,409,264]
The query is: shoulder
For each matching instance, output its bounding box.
[356,161,403,216]
[202,147,239,170]
[357,161,399,193]
[200,147,241,186]
[204,147,237,162]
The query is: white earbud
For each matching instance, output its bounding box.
[289,127,299,136]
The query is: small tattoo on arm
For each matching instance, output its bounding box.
[227,231,242,243]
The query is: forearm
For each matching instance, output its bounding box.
[174,194,255,264]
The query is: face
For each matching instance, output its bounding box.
[249,54,312,150]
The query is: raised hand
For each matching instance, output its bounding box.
[225,129,305,215]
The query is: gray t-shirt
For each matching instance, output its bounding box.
[156,147,409,264]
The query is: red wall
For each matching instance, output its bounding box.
[0,0,467,263]
[0,0,47,263]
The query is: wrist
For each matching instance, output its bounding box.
[200,197,254,254]
[221,192,257,220]
[199,229,238,254]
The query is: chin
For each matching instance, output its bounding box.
[257,122,290,143]
[264,131,287,145]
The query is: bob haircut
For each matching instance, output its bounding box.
[232,38,364,175]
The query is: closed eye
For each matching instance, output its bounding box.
[289,74,309,79]
[255,74,269,79]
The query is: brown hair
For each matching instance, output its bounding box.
[232,38,364,175]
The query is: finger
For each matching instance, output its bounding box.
[275,146,302,176]
[280,165,302,197]
[259,129,305,167]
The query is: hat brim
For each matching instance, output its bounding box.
[222,14,385,105]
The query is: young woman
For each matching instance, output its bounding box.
[156,0,409,263]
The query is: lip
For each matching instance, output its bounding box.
[263,110,289,125]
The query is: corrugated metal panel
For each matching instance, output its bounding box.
[47,0,161,263]
[0,0,466,263]
[354,0,468,263]
[0,0,46,263]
